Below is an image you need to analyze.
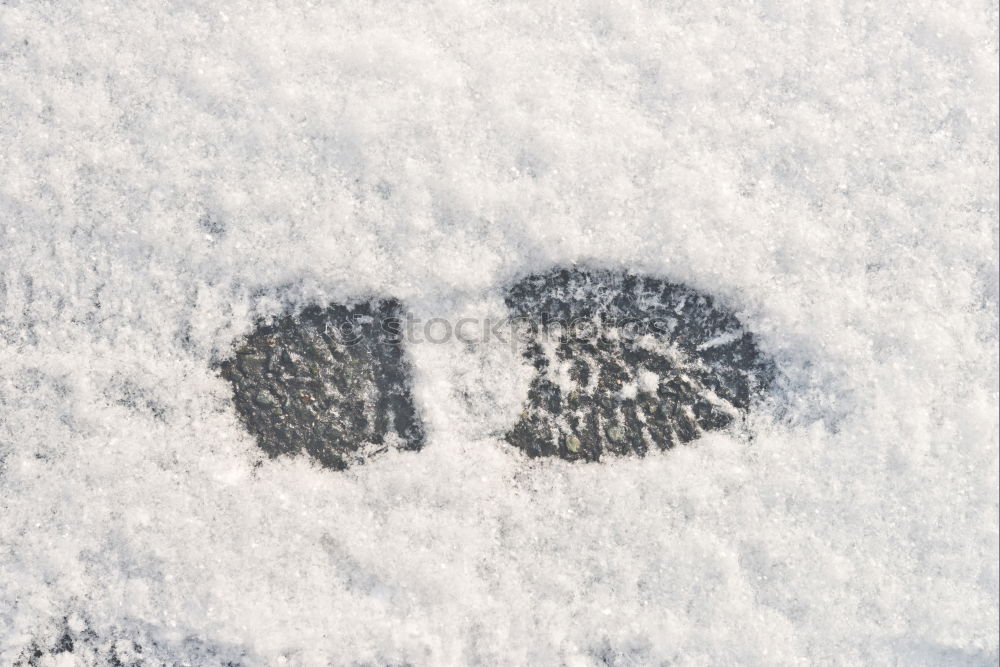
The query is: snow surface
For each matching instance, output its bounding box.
[1,1,998,664]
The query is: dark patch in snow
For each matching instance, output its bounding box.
[218,299,424,470]
[504,268,774,461]
[14,616,252,666]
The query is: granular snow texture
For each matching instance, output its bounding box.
[0,1,997,665]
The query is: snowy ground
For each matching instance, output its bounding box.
[1,1,998,664]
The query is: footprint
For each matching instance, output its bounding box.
[503,268,774,461]
[218,299,424,470]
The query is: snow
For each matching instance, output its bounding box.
[0,0,997,664]
[637,371,660,395]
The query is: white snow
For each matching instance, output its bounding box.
[619,381,639,401]
[637,370,660,394]
[0,0,997,664]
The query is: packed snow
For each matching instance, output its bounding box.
[0,0,997,664]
